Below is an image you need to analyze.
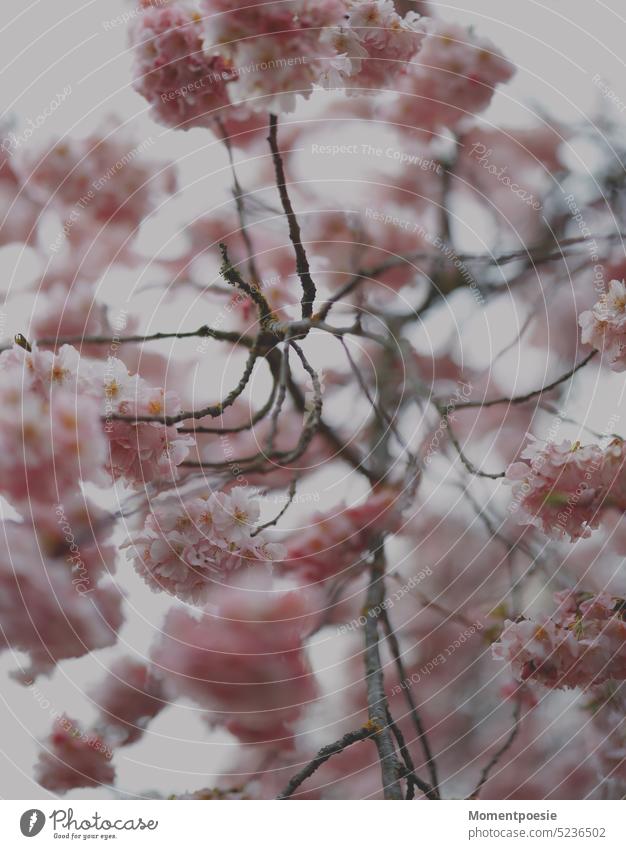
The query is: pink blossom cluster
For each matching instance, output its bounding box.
[14,128,174,230]
[579,279,626,371]
[5,0,622,804]
[507,434,626,541]
[86,356,195,487]
[0,521,123,680]
[151,576,320,746]
[129,0,267,143]
[131,2,233,130]
[89,657,166,746]
[323,1,425,92]
[0,345,107,511]
[131,1,436,125]
[506,436,607,541]
[199,0,349,113]
[382,19,514,135]
[0,342,193,494]
[35,715,115,793]
[124,488,285,603]
[282,489,402,583]
[493,591,626,690]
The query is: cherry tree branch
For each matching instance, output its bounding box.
[277,725,375,799]
[179,371,278,434]
[27,326,253,350]
[251,476,299,536]
[364,542,404,800]
[215,116,261,286]
[219,242,275,331]
[449,351,597,410]
[469,700,523,800]
[432,400,506,480]
[113,341,261,425]
[381,609,440,796]
[268,113,316,319]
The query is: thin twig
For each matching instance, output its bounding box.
[277,725,375,799]
[433,401,506,480]
[469,700,523,800]
[264,338,292,456]
[32,326,253,349]
[181,343,322,476]
[251,476,299,536]
[215,116,261,286]
[219,242,275,331]
[381,609,440,796]
[179,372,278,435]
[268,114,316,319]
[447,351,597,411]
[364,542,404,799]
[111,341,261,425]
[340,337,414,462]
[385,707,437,799]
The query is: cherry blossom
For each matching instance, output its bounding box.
[151,576,320,746]
[579,279,626,371]
[0,349,108,510]
[0,521,123,680]
[200,0,349,113]
[0,342,193,491]
[80,354,195,487]
[35,715,115,793]
[13,127,175,229]
[506,437,606,541]
[381,19,514,135]
[493,591,626,690]
[2,0,624,805]
[324,1,425,92]
[124,488,285,603]
[282,489,402,583]
[130,2,232,130]
[89,657,166,745]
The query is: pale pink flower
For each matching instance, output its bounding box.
[493,591,626,690]
[506,437,606,541]
[35,715,115,792]
[89,657,166,745]
[124,489,284,603]
[151,577,320,746]
[0,365,108,509]
[324,1,425,92]
[0,521,124,680]
[211,487,261,544]
[13,127,174,229]
[200,0,349,113]
[0,341,192,493]
[579,279,626,371]
[81,356,194,487]
[381,19,514,135]
[131,3,234,129]
[282,489,402,583]
[0,343,81,395]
